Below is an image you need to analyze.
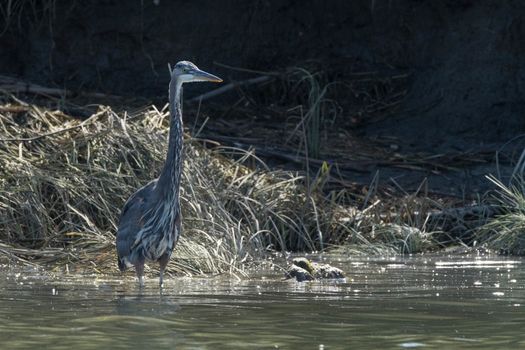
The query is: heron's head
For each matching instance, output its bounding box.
[171,61,222,84]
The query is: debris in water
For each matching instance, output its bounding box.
[284,257,345,282]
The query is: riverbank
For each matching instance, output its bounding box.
[0,93,522,276]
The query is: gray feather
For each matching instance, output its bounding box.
[115,61,221,284]
[116,180,157,269]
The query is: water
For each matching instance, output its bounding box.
[1,254,524,349]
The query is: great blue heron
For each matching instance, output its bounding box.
[116,61,222,287]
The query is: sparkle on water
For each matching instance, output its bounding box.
[1,254,524,349]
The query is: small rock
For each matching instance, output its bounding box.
[284,257,345,282]
[284,265,314,282]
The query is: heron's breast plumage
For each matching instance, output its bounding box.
[132,200,180,262]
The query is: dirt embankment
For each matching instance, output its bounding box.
[2,0,525,196]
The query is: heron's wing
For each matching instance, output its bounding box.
[116,180,157,260]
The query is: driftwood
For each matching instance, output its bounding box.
[0,75,119,99]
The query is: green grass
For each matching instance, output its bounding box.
[291,68,327,160]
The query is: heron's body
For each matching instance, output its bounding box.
[116,61,221,286]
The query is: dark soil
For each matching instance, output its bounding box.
[2,0,524,198]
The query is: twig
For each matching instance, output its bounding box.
[0,75,121,99]
[0,75,68,96]
[188,76,271,103]
[213,61,281,76]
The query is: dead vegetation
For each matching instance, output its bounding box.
[0,64,522,277]
[0,88,461,276]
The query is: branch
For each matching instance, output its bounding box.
[0,75,120,99]
[188,76,271,103]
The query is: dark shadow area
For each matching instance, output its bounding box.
[1,0,524,197]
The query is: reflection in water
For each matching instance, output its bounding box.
[0,255,524,349]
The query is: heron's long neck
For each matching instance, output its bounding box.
[158,78,183,200]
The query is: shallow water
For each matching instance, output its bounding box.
[1,254,524,349]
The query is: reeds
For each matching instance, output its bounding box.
[0,96,340,274]
[0,93,461,275]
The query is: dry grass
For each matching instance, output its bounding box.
[0,95,336,276]
[0,92,458,277]
[474,174,525,255]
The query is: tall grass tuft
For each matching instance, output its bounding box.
[292,68,326,160]
[474,173,525,255]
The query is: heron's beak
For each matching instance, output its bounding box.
[192,69,223,83]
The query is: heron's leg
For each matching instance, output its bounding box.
[135,262,145,287]
[159,253,170,288]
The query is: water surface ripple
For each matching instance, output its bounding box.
[0,254,523,349]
